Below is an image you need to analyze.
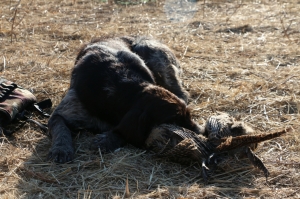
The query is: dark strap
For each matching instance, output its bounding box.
[26,118,48,134]
[33,99,52,118]
[0,118,48,136]
[19,99,52,135]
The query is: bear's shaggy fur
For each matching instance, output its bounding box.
[48,36,201,163]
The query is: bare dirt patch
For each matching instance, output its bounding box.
[0,0,300,198]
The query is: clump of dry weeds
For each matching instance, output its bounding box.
[0,0,299,198]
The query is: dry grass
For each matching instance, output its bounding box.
[0,0,300,198]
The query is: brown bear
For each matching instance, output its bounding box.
[48,36,201,163]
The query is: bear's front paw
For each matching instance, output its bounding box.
[48,144,74,163]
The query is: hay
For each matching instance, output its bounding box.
[0,0,300,198]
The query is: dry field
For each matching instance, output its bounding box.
[1,0,300,198]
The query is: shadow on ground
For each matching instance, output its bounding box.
[8,125,265,198]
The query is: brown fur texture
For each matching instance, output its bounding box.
[48,36,200,163]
